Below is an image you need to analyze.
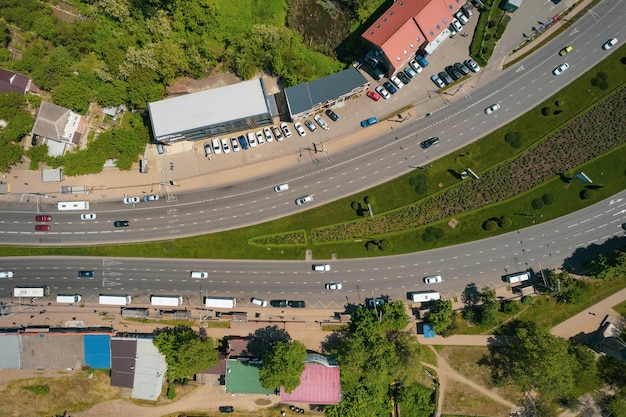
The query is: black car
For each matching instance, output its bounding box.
[445,66,462,80]
[288,300,306,308]
[454,61,470,76]
[114,220,130,227]
[270,300,288,308]
[396,71,410,85]
[420,137,440,149]
[77,271,95,277]
[366,297,386,308]
[383,81,397,94]
[438,71,453,85]
[325,109,339,122]
[218,406,234,413]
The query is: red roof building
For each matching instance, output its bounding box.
[280,362,342,405]
[0,68,38,95]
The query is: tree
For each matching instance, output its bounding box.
[396,382,436,417]
[478,287,498,325]
[51,78,92,114]
[259,340,306,393]
[427,299,453,333]
[245,325,291,358]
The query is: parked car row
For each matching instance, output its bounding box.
[430,59,480,88]
[123,195,159,204]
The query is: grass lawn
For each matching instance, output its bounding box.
[614,299,626,317]
[441,379,511,417]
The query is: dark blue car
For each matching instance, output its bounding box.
[383,81,397,94]
[415,54,429,67]
[238,135,249,150]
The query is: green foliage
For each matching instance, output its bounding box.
[396,382,435,417]
[591,72,610,90]
[166,384,176,399]
[259,340,307,393]
[379,239,392,251]
[364,195,374,205]
[546,271,590,304]
[500,299,522,314]
[580,188,593,199]
[427,299,453,333]
[410,174,428,195]
[366,240,378,251]
[52,78,92,114]
[0,142,24,172]
[482,219,498,231]
[532,198,544,210]
[499,215,512,228]
[23,384,50,396]
[504,131,523,148]
[26,144,49,171]
[607,397,626,417]
[598,355,626,387]
[351,201,358,210]
[478,287,498,326]
[421,226,443,242]
[521,295,532,305]
[588,249,626,280]
[541,106,554,116]
[541,193,554,205]
[249,230,306,246]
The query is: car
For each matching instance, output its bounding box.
[247,132,258,147]
[256,131,265,145]
[304,119,317,132]
[270,300,288,308]
[271,125,283,141]
[35,215,51,222]
[455,11,469,25]
[313,264,330,272]
[191,271,208,278]
[81,213,96,220]
[251,298,268,307]
[156,143,164,154]
[204,142,212,157]
[461,5,473,17]
[295,195,313,205]
[438,71,453,85]
[415,54,429,67]
[294,122,306,137]
[367,90,381,101]
[325,282,342,290]
[420,137,440,149]
[288,300,306,308]
[34,224,50,231]
[143,194,159,202]
[263,127,274,142]
[552,63,569,76]
[602,38,617,50]
[448,23,457,36]
[404,66,417,78]
[212,138,222,154]
[280,122,293,138]
[396,71,410,85]
[314,114,329,130]
[451,18,463,32]
[274,183,289,192]
[423,275,443,284]
[559,45,573,56]
[230,137,240,152]
[366,298,386,308]
[445,65,462,80]
[430,74,445,88]
[123,196,140,204]
[383,81,397,94]
[218,406,234,413]
[221,137,231,153]
[454,61,470,76]
[325,109,339,122]
[390,75,404,89]
[409,59,423,73]
[375,85,390,99]
[360,117,377,127]
[484,103,501,114]
[114,220,130,227]
[78,271,95,278]
[238,135,249,150]
[464,58,480,72]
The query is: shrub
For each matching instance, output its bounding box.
[521,296,533,305]
[501,299,522,314]
[422,226,444,242]
[411,175,428,195]
[482,219,498,231]
[554,100,564,107]
[379,239,392,251]
[599,80,609,90]
[580,189,593,200]
[24,384,50,396]
[364,195,375,205]
[167,385,176,399]
[541,106,554,116]
[504,131,522,148]
[484,34,491,41]
[541,193,554,205]
[499,215,512,228]
[598,72,608,80]
[531,198,543,210]
[366,240,378,251]
[351,201,358,210]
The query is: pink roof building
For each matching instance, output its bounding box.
[0,68,39,95]
[280,362,342,405]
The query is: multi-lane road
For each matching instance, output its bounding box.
[0,0,623,246]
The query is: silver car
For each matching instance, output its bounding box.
[294,122,307,137]
[280,122,293,138]
[295,195,312,205]
[423,275,443,284]
[314,115,329,130]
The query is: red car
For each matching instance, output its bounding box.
[35,215,52,222]
[367,90,381,101]
[35,225,50,231]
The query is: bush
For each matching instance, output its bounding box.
[482,219,498,231]
[366,240,378,251]
[364,195,375,205]
[351,201,358,210]
[379,239,392,251]
[541,193,554,205]
[501,299,522,314]
[532,198,544,210]
[554,100,565,107]
[499,215,512,228]
[504,131,522,148]
[521,296,533,305]
[167,385,176,399]
[599,80,609,90]
[580,189,593,200]
[541,106,554,116]
[422,226,444,242]
[410,175,428,195]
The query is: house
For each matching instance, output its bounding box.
[0,68,39,95]
[280,353,342,405]
[31,101,83,156]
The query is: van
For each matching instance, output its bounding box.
[503,271,530,283]
[191,271,208,279]
[251,297,268,307]
[0,271,14,278]
[212,138,222,154]
[462,5,473,17]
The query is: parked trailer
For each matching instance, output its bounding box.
[409,290,441,302]
[57,201,89,211]
[203,296,236,309]
[150,295,183,307]
[56,294,82,303]
[13,285,50,298]
[99,294,132,306]
[503,271,530,283]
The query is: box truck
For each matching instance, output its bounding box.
[13,286,50,298]
[203,296,236,309]
[57,294,82,303]
[99,294,132,306]
[503,271,530,283]
[150,295,183,307]
[409,290,441,302]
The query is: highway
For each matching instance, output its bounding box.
[1,190,624,307]
[0,0,623,246]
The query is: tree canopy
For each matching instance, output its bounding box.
[258,340,307,393]
[427,299,453,333]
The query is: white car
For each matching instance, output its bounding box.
[211,138,222,154]
[602,38,617,50]
[263,127,274,142]
[455,11,468,25]
[190,271,208,279]
[451,18,463,32]
[280,122,293,138]
[256,131,265,145]
[272,125,283,141]
[325,282,342,290]
[484,103,500,114]
[409,59,422,73]
[552,63,569,76]
[375,85,390,99]
[294,122,307,137]
[81,213,96,220]
[390,75,404,89]
[274,183,289,192]
[423,275,443,284]
[143,194,159,202]
[314,115,329,130]
[230,137,240,152]
[247,132,258,147]
[123,196,140,204]
[313,264,330,272]
[221,137,230,153]
[295,194,312,205]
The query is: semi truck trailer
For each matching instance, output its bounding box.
[98,294,132,305]
[56,294,82,303]
[203,296,236,309]
[150,295,183,307]
[13,286,50,298]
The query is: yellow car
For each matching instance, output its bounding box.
[559,45,573,56]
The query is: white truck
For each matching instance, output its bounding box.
[203,296,236,309]
[13,286,50,298]
[409,290,441,302]
[99,294,132,306]
[56,294,82,303]
[503,271,530,283]
[150,295,183,307]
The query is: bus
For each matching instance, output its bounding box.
[14,285,50,298]
[58,201,89,211]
